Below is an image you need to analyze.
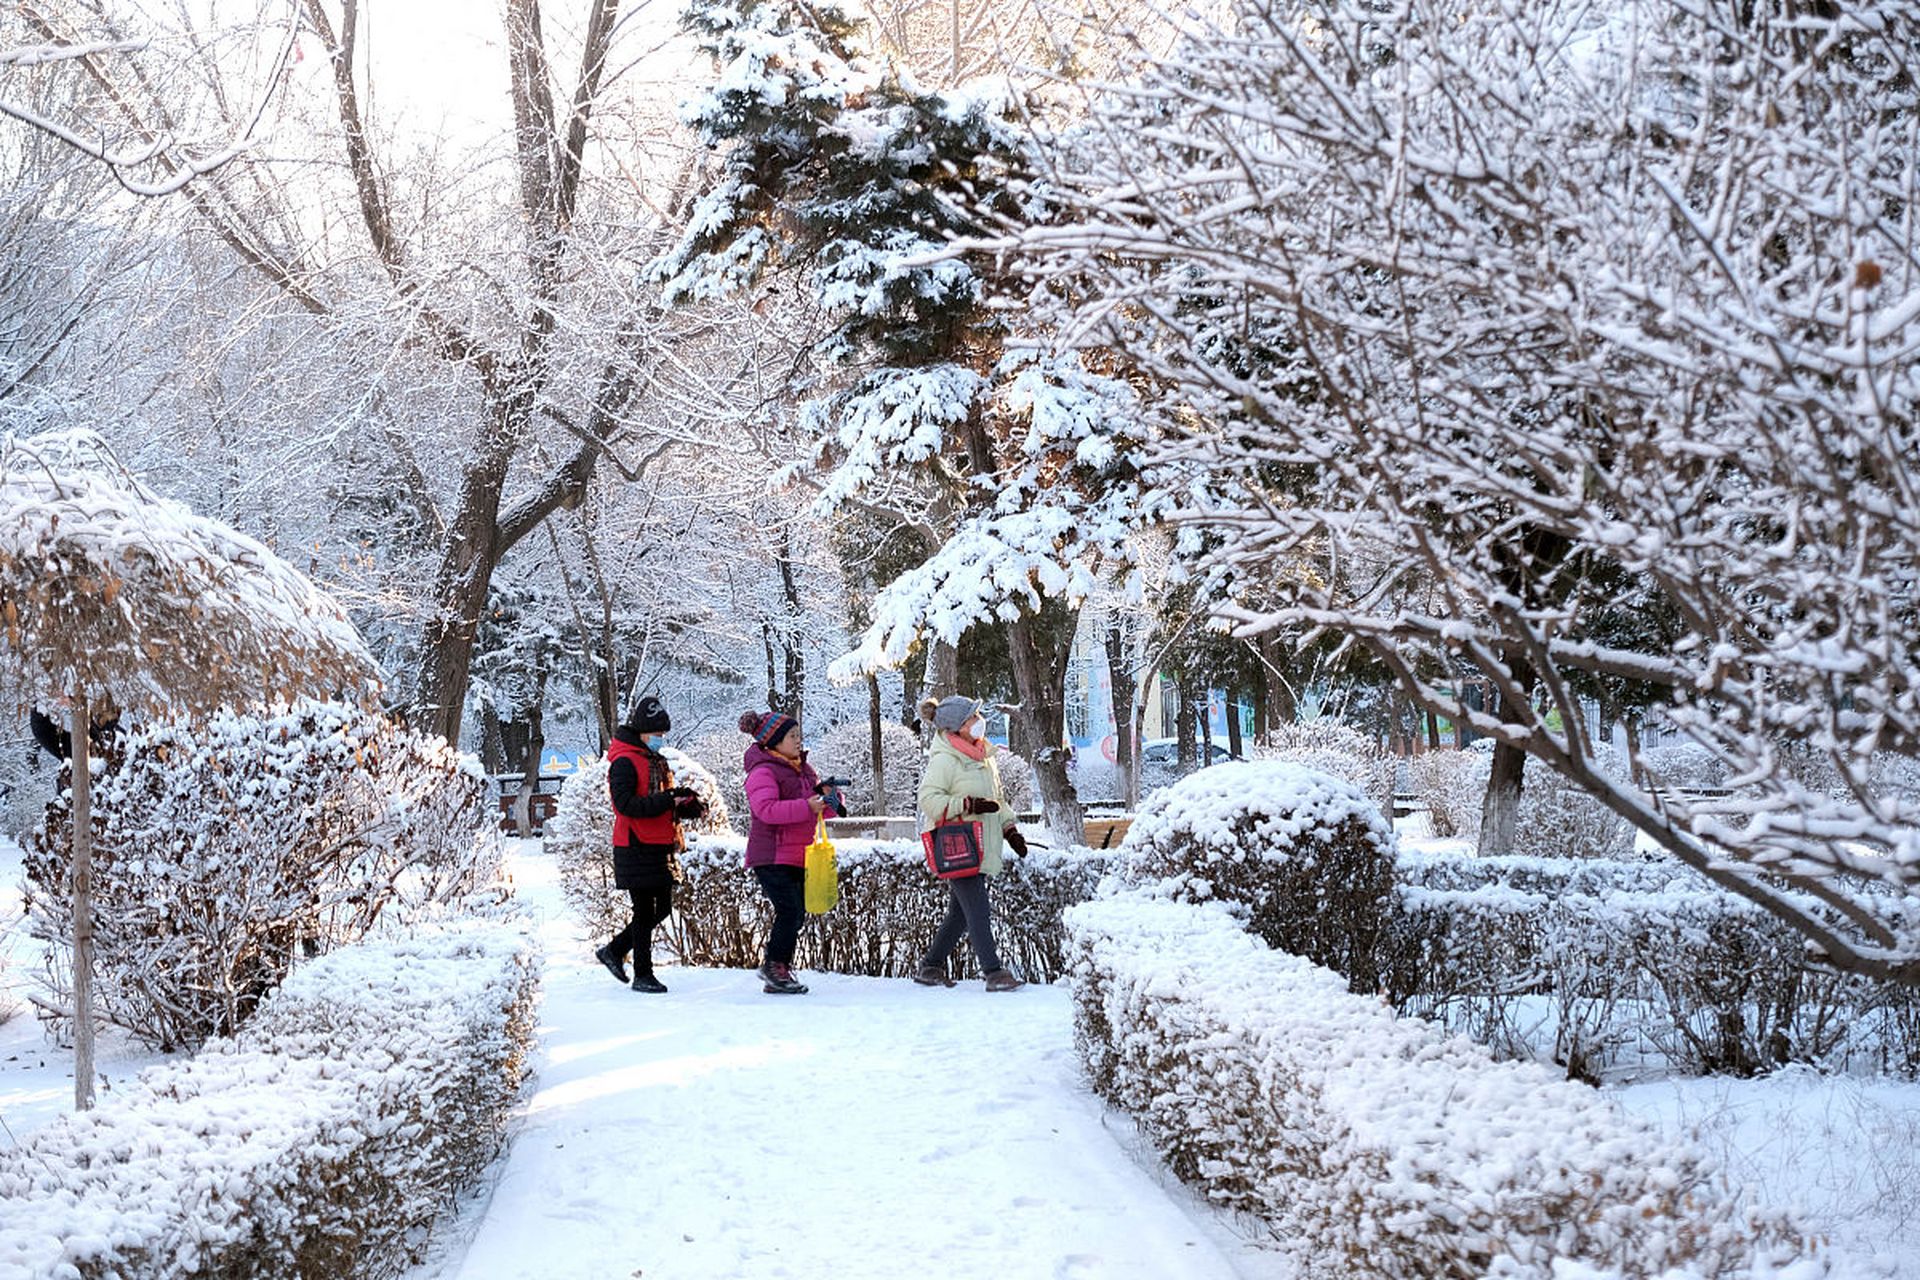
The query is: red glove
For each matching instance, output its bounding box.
[962,796,1000,815]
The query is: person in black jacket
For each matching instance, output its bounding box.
[594,696,705,994]
[31,703,121,762]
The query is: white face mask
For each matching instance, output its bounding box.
[968,720,988,741]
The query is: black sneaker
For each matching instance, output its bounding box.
[630,972,668,994]
[758,962,809,995]
[594,945,629,984]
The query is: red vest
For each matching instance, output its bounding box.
[607,736,677,848]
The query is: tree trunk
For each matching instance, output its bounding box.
[867,673,887,816]
[1007,608,1083,845]
[413,442,513,746]
[1477,658,1538,854]
[1103,625,1135,784]
[1175,669,1197,767]
[925,639,958,701]
[1225,693,1243,759]
[1128,684,1151,810]
[69,691,95,1111]
[1199,688,1215,762]
[1425,708,1442,751]
[515,666,548,838]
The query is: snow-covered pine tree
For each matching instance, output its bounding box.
[654,0,1156,844]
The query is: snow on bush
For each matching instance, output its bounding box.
[650,834,1115,983]
[548,749,733,941]
[815,719,923,816]
[1252,720,1396,819]
[21,701,501,1051]
[1407,747,1634,858]
[678,730,749,833]
[1065,893,1818,1280]
[1118,760,1396,992]
[1390,851,1920,1079]
[0,921,538,1280]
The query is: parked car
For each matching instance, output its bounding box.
[1140,738,1240,766]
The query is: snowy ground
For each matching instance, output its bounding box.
[2,833,1918,1278]
[403,840,1291,1280]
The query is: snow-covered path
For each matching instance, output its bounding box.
[418,842,1284,1280]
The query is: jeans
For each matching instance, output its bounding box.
[753,864,806,966]
[921,874,1001,974]
[609,886,673,975]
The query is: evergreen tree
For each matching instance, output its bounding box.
[654,0,1154,840]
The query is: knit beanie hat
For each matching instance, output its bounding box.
[918,694,982,733]
[624,696,671,734]
[739,709,798,750]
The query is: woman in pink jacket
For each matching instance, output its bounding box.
[739,709,845,995]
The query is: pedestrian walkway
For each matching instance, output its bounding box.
[411,843,1287,1280]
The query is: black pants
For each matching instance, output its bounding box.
[609,886,673,975]
[753,865,805,966]
[922,874,1001,974]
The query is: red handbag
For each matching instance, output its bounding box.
[921,820,985,879]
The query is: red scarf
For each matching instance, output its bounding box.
[945,730,988,762]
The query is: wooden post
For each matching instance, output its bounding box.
[69,690,95,1111]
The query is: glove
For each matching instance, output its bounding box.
[1003,826,1028,857]
[673,793,707,821]
[962,796,1000,815]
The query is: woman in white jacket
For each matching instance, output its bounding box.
[914,694,1026,991]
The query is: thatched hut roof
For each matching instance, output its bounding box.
[0,428,377,712]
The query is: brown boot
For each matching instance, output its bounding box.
[984,968,1025,992]
[912,965,956,987]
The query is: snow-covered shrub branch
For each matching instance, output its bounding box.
[1013,0,1920,981]
[1065,893,1816,1279]
[21,701,501,1050]
[1390,851,1920,1079]
[0,922,538,1279]
[1117,760,1397,992]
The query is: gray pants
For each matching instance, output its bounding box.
[922,874,1001,973]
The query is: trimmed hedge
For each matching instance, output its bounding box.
[657,835,1116,984]
[1065,893,1817,1280]
[1118,760,1397,991]
[1389,851,1920,1079]
[0,922,538,1280]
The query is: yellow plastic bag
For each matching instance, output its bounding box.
[804,813,839,914]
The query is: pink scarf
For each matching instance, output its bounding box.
[945,730,988,762]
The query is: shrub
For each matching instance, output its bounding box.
[814,719,923,816]
[639,833,1116,984]
[1065,893,1813,1280]
[1390,850,1920,1079]
[547,749,733,943]
[1253,719,1396,818]
[0,921,537,1280]
[678,729,748,833]
[22,701,500,1051]
[1118,760,1397,991]
[1406,747,1634,858]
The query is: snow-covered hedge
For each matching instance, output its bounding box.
[548,748,733,940]
[1118,760,1397,991]
[23,702,503,1051]
[570,833,1111,984]
[1251,719,1396,819]
[1065,893,1817,1280]
[0,922,538,1280]
[1390,851,1920,1078]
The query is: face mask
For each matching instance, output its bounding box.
[969,721,988,741]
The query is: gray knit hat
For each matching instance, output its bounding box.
[930,695,982,732]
